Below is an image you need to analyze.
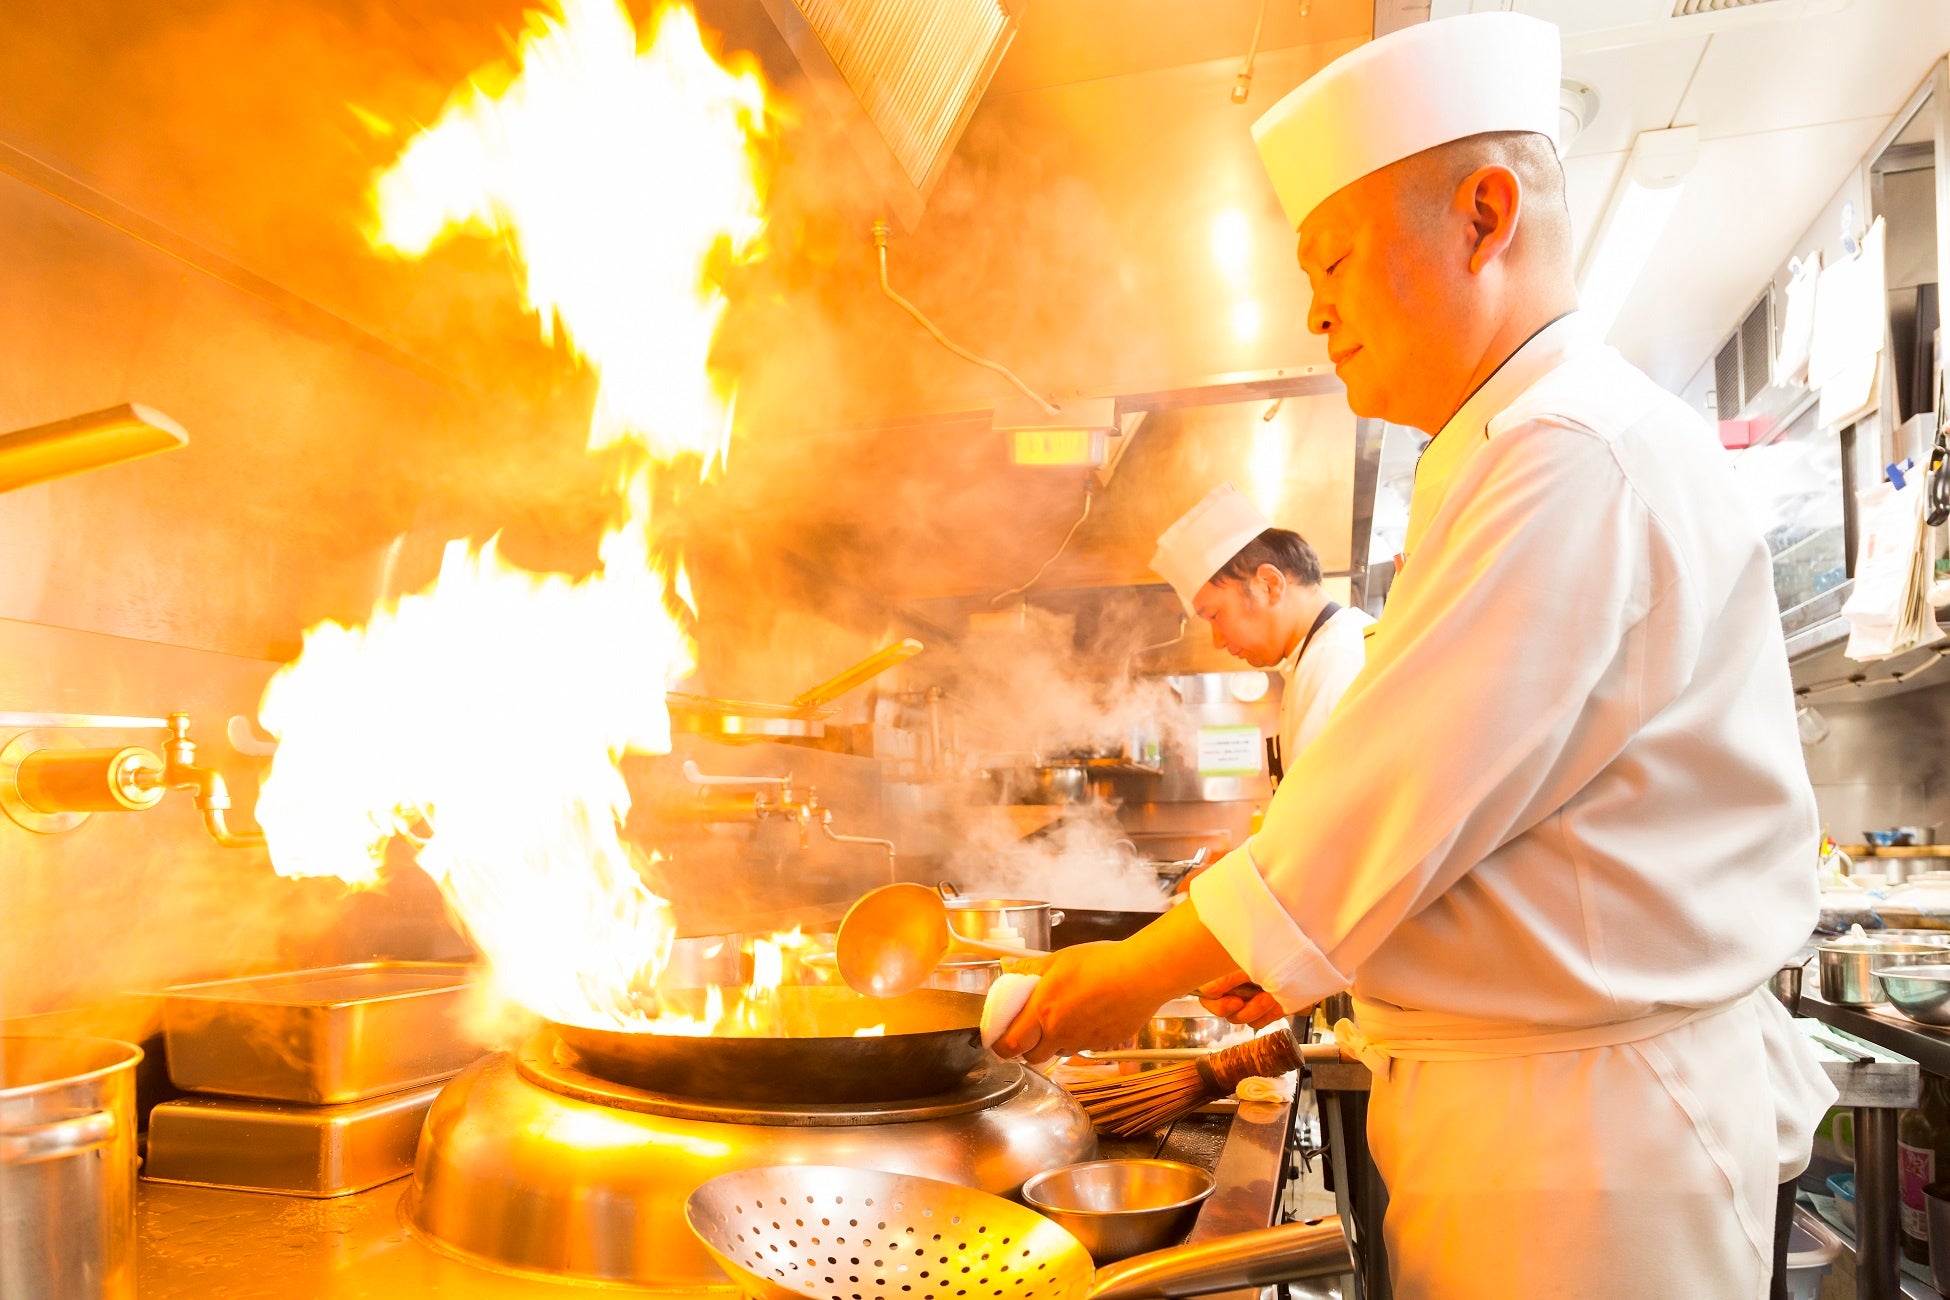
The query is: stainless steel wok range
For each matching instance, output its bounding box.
[406,989,1097,1287]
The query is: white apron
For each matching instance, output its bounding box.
[1335,989,1836,1300]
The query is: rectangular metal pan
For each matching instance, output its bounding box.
[142,1080,444,1196]
[162,962,480,1103]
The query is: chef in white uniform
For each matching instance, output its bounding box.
[1151,482,1372,765]
[993,12,1836,1298]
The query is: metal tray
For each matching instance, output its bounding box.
[162,962,481,1103]
[142,1080,443,1197]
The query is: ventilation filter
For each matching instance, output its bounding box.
[1738,294,1773,404]
[760,0,1017,227]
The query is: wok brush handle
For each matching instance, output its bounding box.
[1193,1028,1302,1094]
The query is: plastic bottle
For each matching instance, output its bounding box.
[1249,804,1264,835]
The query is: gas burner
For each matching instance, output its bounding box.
[406,1031,1096,1288]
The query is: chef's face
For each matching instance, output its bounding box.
[1295,155,1515,434]
[1192,570,1284,667]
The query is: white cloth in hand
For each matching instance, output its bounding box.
[981,974,1040,1053]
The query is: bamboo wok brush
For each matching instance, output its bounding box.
[1065,1029,1347,1137]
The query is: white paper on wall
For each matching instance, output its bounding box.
[1775,251,1821,386]
[1809,218,1887,430]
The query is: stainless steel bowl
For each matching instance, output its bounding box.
[1020,1158,1215,1262]
[1875,964,1950,1026]
[1769,961,1804,1016]
[1137,998,1237,1051]
[1817,938,1950,1005]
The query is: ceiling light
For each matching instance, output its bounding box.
[1577,125,1699,341]
[1211,207,1253,281]
[1230,300,1263,342]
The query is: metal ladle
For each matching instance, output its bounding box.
[837,883,1049,998]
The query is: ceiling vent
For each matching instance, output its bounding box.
[1434,0,1853,52]
[1670,0,1781,15]
[1711,289,1799,425]
[1713,291,1775,421]
[756,0,1019,229]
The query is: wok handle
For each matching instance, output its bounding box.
[947,935,1050,960]
[1085,1216,1351,1300]
[791,640,924,710]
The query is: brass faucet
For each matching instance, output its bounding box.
[0,710,267,847]
[142,713,266,848]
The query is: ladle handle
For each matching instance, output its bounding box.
[947,935,1049,960]
[1086,1216,1351,1300]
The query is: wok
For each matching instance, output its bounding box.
[552,986,987,1104]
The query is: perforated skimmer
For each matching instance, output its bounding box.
[684,1165,1351,1300]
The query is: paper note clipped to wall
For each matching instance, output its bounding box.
[1196,725,1262,777]
[1809,217,1886,430]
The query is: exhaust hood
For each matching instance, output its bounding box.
[754,0,1021,229]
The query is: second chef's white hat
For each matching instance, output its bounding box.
[1151,483,1272,613]
[1252,12,1563,231]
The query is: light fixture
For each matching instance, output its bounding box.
[1576,125,1699,341]
[1229,671,1272,704]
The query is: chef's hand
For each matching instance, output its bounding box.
[1196,969,1286,1030]
[990,940,1175,1064]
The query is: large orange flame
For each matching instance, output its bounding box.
[370,0,768,467]
[256,0,773,1032]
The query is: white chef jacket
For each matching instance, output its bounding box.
[1189,312,1834,1296]
[1191,311,1821,1031]
[1276,604,1373,761]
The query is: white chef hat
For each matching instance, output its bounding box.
[1251,12,1563,231]
[1151,483,1272,613]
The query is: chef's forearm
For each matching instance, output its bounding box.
[1116,901,1241,996]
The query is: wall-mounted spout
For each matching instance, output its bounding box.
[678,760,899,870]
[0,710,266,847]
[154,713,266,848]
[816,811,898,877]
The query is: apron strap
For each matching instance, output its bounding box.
[1295,601,1341,663]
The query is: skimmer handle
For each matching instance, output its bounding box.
[1086,1216,1350,1300]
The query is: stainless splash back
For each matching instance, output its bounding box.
[0,1,1390,1023]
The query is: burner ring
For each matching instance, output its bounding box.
[518,1030,1027,1125]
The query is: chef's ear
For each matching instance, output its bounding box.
[1458,163,1522,274]
[1255,563,1288,602]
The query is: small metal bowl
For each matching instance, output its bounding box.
[1875,964,1950,1026]
[1817,938,1950,1005]
[1020,1158,1215,1262]
[1137,998,1237,1051]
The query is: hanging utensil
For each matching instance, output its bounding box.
[668,640,926,743]
[792,639,924,711]
[685,1164,1350,1300]
[837,884,1050,999]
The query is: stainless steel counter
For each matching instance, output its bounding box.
[1796,995,1931,1300]
[137,1098,1300,1298]
[137,1179,733,1298]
